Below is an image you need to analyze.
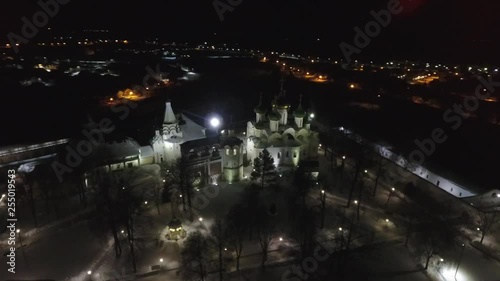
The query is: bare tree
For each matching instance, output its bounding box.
[226,204,246,271]
[256,207,274,270]
[415,220,459,270]
[160,159,185,210]
[96,172,122,258]
[477,211,499,244]
[291,207,317,259]
[372,152,388,197]
[210,218,228,281]
[346,143,372,208]
[180,231,212,281]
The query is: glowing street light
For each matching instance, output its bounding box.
[210,117,220,128]
[309,113,315,119]
[199,217,203,222]
[87,270,92,275]
[159,258,164,263]
[342,156,346,159]
[279,237,283,241]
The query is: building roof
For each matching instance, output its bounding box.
[221,136,243,147]
[88,137,140,166]
[140,145,154,158]
[168,217,182,229]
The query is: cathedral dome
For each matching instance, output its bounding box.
[293,104,306,118]
[254,93,267,114]
[267,109,281,121]
[273,95,289,109]
[254,104,267,114]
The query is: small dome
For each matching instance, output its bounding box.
[254,93,267,114]
[254,104,267,114]
[267,109,281,121]
[293,104,306,118]
[273,95,289,109]
[168,217,182,229]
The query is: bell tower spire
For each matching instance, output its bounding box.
[280,76,285,95]
[253,92,267,123]
[293,94,306,128]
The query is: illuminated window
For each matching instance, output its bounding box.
[233,149,237,155]
[226,149,230,155]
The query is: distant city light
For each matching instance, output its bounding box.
[87,271,92,275]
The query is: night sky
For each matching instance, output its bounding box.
[1,0,500,62]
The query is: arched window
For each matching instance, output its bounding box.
[226,149,230,155]
[293,152,297,158]
[277,152,281,159]
[233,149,237,155]
[286,151,290,158]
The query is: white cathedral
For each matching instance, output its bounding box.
[246,90,319,167]
[84,85,319,185]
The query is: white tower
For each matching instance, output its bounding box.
[272,77,290,125]
[254,93,267,123]
[294,94,306,128]
[268,109,281,132]
[162,101,182,140]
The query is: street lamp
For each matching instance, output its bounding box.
[87,270,92,275]
[199,217,203,222]
[159,258,164,263]
[320,190,326,229]
[455,243,465,279]
[279,237,283,241]
[340,156,346,193]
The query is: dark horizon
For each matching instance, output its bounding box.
[1,0,500,63]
